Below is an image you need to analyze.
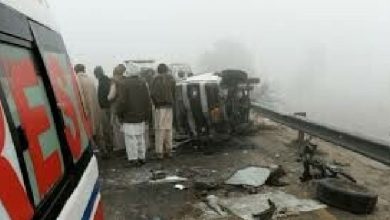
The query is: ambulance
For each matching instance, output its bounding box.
[0,1,103,219]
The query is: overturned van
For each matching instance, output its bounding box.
[0,1,103,219]
[175,70,259,139]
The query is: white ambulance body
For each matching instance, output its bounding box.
[0,1,103,219]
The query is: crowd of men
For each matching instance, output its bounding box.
[74,63,176,166]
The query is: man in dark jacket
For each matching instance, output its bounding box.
[115,70,152,165]
[94,66,113,155]
[151,63,175,159]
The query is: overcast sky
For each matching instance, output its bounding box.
[49,0,390,141]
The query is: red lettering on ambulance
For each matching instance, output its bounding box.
[46,56,82,160]
[7,59,62,197]
[0,104,34,220]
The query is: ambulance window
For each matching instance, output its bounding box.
[41,52,91,163]
[0,43,65,206]
[29,22,91,163]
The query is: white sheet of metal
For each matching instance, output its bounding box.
[0,0,59,31]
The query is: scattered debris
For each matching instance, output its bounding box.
[252,199,276,220]
[194,180,220,191]
[266,165,288,187]
[179,167,215,179]
[206,195,228,216]
[149,175,188,183]
[225,166,271,187]
[174,184,187,190]
[331,160,351,167]
[218,191,326,220]
[194,202,224,219]
[300,145,356,182]
[151,170,167,180]
[275,207,300,218]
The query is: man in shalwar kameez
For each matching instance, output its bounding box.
[113,69,152,165]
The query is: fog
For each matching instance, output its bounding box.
[50,0,390,142]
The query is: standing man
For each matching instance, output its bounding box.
[139,68,155,151]
[94,66,113,156]
[151,63,176,159]
[74,64,103,152]
[108,64,126,151]
[115,70,152,165]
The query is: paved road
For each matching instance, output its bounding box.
[98,124,390,220]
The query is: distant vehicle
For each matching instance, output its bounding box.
[124,59,157,75]
[0,1,103,219]
[124,60,158,85]
[124,60,193,82]
[169,63,193,81]
[174,69,260,139]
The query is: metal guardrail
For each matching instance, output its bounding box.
[251,102,390,166]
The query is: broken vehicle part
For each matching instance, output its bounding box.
[149,175,188,183]
[300,144,356,182]
[225,166,271,187]
[265,165,288,187]
[252,199,276,220]
[174,184,187,190]
[317,178,378,214]
[151,170,167,180]
[206,195,228,216]
[218,191,326,220]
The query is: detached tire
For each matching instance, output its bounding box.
[316,178,378,214]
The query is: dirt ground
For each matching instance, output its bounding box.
[98,123,390,220]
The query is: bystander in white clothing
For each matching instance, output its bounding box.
[122,122,146,161]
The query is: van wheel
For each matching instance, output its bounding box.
[316,178,378,214]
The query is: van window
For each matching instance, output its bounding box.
[0,43,65,206]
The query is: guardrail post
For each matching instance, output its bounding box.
[294,112,307,155]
